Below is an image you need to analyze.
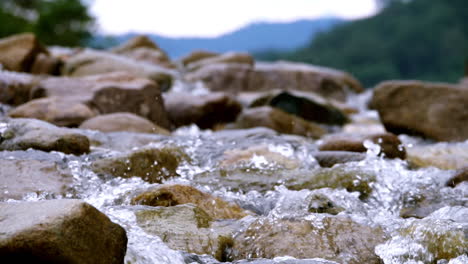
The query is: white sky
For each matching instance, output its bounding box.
[90,0,377,38]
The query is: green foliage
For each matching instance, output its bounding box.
[256,0,468,88]
[0,0,94,46]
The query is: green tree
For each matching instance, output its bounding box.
[0,0,94,46]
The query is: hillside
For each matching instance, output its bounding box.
[256,0,468,87]
[91,17,342,58]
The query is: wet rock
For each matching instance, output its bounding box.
[40,72,172,129]
[0,118,90,155]
[91,146,189,183]
[30,53,62,75]
[235,106,326,138]
[79,112,170,134]
[186,52,254,71]
[446,167,468,187]
[400,193,467,219]
[186,62,363,101]
[312,151,366,168]
[0,199,127,263]
[110,35,174,68]
[0,33,47,72]
[62,49,175,91]
[406,141,468,170]
[250,91,349,125]
[233,258,339,264]
[319,132,406,159]
[370,80,468,141]
[376,213,467,263]
[180,50,219,66]
[0,158,73,200]
[307,193,345,215]
[229,216,386,264]
[131,184,248,219]
[134,204,236,261]
[8,97,96,127]
[0,71,45,106]
[164,92,242,129]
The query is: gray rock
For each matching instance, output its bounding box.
[0,199,127,264]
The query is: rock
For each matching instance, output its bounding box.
[250,90,349,125]
[62,49,175,91]
[0,33,47,72]
[79,112,170,134]
[0,199,127,263]
[313,151,366,168]
[235,106,326,138]
[446,167,468,187]
[307,193,345,215]
[110,35,174,68]
[233,258,339,264]
[185,61,363,101]
[8,97,96,127]
[0,71,45,106]
[164,92,242,129]
[319,132,406,159]
[131,184,248,219]
[370,80,468,141]
[0,158,73,200]
[186,52,254,71]
[406,141,468,170]
[399,190,466,219]
[229,216,386,263]
[0,118,90,155]
[134,204,236,261]
[40,72,172,129]
[180,50,219,66]
[91,146,189,183]
[30,53,62,75]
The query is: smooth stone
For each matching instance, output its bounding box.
[79,112,170,134]
[0,33,47,72]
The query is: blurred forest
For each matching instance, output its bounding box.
[0,0,94,46]
[256,0,468,87]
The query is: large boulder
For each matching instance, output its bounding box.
[370,81,468,141]
[186,52,254,71]
[79,112,170,134]
[229,216,386,263]
[9,96,96,127]
[0,118,90,155]
[164,92,242,129]
[235,106,326,138]
[0,33,47,72]
[0,158,73,200]
[62,49,175,91]
[131,184,249,219]
[0,199,127,263]
[134,204,236,261]
[250,91,349,125]
[185,61,363,101]
[90,146,189,183]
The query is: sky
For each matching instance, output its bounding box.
[90,0,377,38]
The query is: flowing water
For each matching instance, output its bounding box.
[1,86,467,264]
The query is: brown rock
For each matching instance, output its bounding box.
[9,97,96,127]
[111,35,163,54]
[30,53,62,75]
[0,118,90,155]
[132,184,248,219]
[313,151,366,167]
[180,50,219,66]
[0,71,45,106]
[229,216,386,263]
[406,142,468,170]
[79,112,170,134]
[0,33,47,72]
[370,80,468,141]
[446,167,468,187]
[0,159,73,200]
[319,132,406,159]
[164,92,242,129]
[186,52,254,71]
[185,61,363,101]
[91,146,189,183]
[0,199,127,264]
[236,106,326,138]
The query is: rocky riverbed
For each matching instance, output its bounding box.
[0,33,467,264]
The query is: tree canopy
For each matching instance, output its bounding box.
[256,0,468,88]
[0,0,94,46]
